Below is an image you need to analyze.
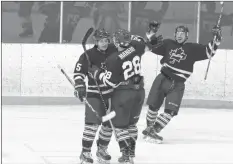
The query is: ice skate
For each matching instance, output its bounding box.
[96,145,111,164]
[80,151,93,164]
[142,126,163,144]
[118,147,132,164]
[129,140,135,164]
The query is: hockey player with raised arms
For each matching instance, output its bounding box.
[73,28,117,164]
[88,28,161,164]
[142,24,222,143]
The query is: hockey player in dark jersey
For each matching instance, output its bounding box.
[142,23,222,143]
[88,29,160,164]
[73,28,117,164]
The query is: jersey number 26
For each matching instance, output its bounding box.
[122,55,141,80]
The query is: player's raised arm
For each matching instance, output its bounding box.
[190,25,222,61]
[145,21,166,56]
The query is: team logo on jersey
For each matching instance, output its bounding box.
[169,47,187,64]
[101,62,107,70]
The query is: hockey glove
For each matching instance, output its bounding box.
[146,32,163,49]
[212,25,222,43]
[74,79,86,102]
[148,21,161,34]
[146,21,163,48]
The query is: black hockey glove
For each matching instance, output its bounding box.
[212,25,222,42]
[146,21,163,48]
[148,21,161,34]
[74,79,86,102]
[146,32,163,49]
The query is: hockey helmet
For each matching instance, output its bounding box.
[112,29,131,48]
[93,28,110,41]
[175,25,189,36]
[148,21,161,33]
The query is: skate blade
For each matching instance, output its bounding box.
[130,157,134,164]
[97,157,110,164]
[80,160,93,164]
[118,161,132,164]
[143,135,163,144]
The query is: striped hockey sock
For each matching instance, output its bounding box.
[154,113,172,133]
[146,109,158,126]
[82,124,99,152]
[115,128,131,152]
[97,125,113,147]
[128,125,138,157]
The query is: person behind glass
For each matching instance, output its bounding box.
[17,1,34,37]
[38,2,91,43]
[89,2,123,34]
[131,1,169,37]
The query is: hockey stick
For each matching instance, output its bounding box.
[57,64,115,122]
[204,1,224,80]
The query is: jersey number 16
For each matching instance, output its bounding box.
[122,55,141,80]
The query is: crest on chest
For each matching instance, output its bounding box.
[169,47,187,64]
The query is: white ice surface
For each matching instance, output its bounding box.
[2,105,233,164]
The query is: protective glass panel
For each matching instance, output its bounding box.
[2,1,61,43]
[131,1,198,43]
[199,1,233,49]
[69,2,129,44]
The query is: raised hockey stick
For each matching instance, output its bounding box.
[57,64,115,122]
[204,1,224,80]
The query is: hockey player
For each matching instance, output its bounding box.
[88,29,160,164]
[73,28,117,164]
[142,24,222,143]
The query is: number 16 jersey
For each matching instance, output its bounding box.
[99,37,146,88]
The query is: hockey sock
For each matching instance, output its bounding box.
[82,123,99,152]
[128,125,138,157]
[154,112,172,133]
[97,125,113,147]
[115,128,131,152]
[146,107,158,126]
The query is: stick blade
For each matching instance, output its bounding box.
[102,111,116,122]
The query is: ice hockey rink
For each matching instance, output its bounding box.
[2,105,233,164]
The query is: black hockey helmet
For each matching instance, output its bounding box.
[93,28,110,41]
[113,29,131,48]
[148,21,161,33]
